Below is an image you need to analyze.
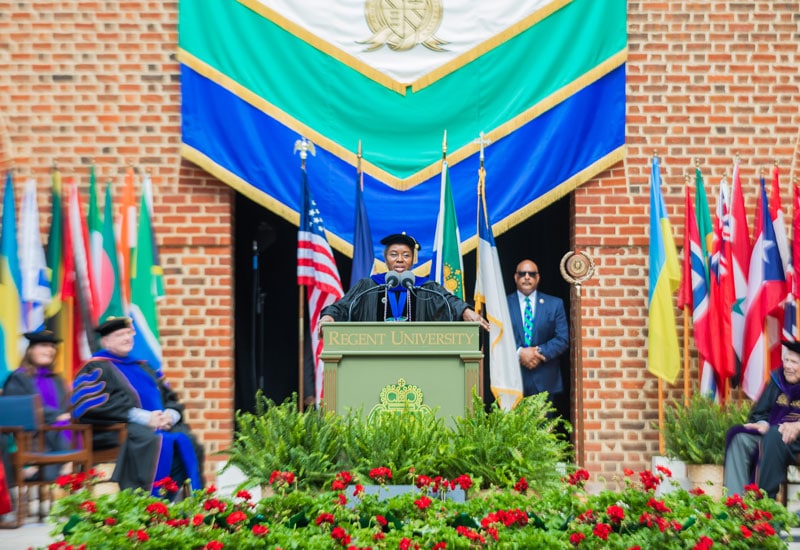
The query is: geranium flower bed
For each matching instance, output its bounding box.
[43,466,797,549]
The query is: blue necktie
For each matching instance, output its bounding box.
[523,296,534,347]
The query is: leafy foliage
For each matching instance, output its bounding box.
[441,392,571,491]
[224,391,571,491]
[222,392,345,488]
[662,394,749,465]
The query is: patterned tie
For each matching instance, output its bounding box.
[523,296,534,347]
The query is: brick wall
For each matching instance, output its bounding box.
[1,2,798,480]
[576,2,800,476]
[0,1,234,479]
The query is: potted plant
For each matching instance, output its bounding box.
[662,393,749,497]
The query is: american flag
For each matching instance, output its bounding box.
[297,168,343,405]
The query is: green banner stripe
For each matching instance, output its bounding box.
[179,0,625,178]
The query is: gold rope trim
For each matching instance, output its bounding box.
[411,0,571,92]
[180,48,625,192]
[236,0,407,95]
[181,143,354,256]
[236,0,572,95]
[459,145,627,254]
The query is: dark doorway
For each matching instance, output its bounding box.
[233,192,571,426]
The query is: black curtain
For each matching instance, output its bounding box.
[234,191,570,423]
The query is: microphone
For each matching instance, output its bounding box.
[399,271,415,289]
[385,270,401,289]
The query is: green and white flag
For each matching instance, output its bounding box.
[432,159,463,299]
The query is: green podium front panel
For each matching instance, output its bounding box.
[320,322,483,422]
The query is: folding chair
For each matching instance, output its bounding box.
[0,394,92,528]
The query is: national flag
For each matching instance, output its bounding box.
[58,179,79,383]
[707,178,734,395]
[88,166,103,296]
[474,165,523,410]
[694,167,713,278]
[647,156,681,383]
[677,177,714,396]
[129,182,163,371]
[65,179,97,364]
[786,178,800,341]
[18,178,51,332]
[0,172,24,386]
[298,167,344,405]
[729,159,750,371]
[45,168,63,319]
[766,165,788,371]
[118,166,137,306]
[96,182,125,322]
[741,178,785,399]
[431,158,464,299]
[350,151,374,287]
[141,172,165,300]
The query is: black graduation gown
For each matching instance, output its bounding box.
[320,277,470,322]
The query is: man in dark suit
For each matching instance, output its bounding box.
[506,259,569,401]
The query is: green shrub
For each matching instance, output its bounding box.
[662,393,749,465]
[224,391,572,491]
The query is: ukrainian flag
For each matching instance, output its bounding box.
[0,172,23,385]
[647,156,681,384]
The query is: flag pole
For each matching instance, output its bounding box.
[474,132,489,398]
[683,305,690,407]
[295,139,312,412]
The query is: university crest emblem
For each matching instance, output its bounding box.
[360,0,448,52]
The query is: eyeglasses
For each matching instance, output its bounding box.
[516,270,539,278]
[387,251,412,260]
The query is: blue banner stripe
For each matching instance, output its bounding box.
[181,64,625,266]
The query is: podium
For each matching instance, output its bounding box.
[319,322,483,422]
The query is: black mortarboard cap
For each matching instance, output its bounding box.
[782,339,800,355]
[96,316,133,337]
[24,330,61,345]
[379,232,418,251]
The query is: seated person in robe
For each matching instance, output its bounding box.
[71,317,203,495]
[724,339,800,498]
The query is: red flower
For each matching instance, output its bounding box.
[235,489,252,500]
[337,493,347,505]
[740,525,753,538]
[399,538,413,550]
[639,470,661,491]
[204,498,226,513]
[375,515,387,527]
[104,517,117,526]
[373,532,386,541]
[577,509,595,523]
[226,511,247,526]
[606,504,625,523]
[692,536,714,550]
[414,495,432,510]
[593,523,611,541]
[146,502,169,517]
[352,484,364,497]
[753,522,775,537]
[206,485,217,494]
[655,465,672,477]
[127,529,149,542]
[331,526,351,545]
[623,468,634,476]
[513,477,528,493]
[154,477,180,494]
[569,532,586,545]
[452,474,473,491]
[332,479,346,491]
[725,494,747,509]
[204,542,224,550]
[567,469,590,486]
[744,483,763,499]
[368,466,393,484]
[415,475,433,489]
[432,543,447,550]
[646,497,671,514]
[689,487,705,496]
[193,514,206,526]
[316,512,336,525]
[252,524,269,536]
[79,500,96,514]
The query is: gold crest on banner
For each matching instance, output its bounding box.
[359,0,448,52]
